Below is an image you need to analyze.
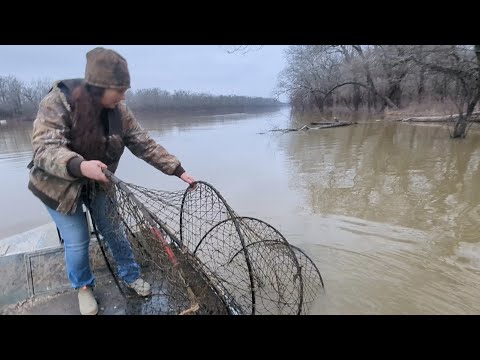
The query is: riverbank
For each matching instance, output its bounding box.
[384,110,480,123]
[291,102,480,125]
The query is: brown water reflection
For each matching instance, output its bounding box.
[278,116,480,314]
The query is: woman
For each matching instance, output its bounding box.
[28,47,195,315]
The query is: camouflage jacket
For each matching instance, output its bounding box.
[28,79,185,214]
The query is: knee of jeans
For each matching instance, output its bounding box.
[64,236,90,252]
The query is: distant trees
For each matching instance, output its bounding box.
[0,76,51,119]
[276,45,480,138]
[126,88,282,113]
[0,75,282,120]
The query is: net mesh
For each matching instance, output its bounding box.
[89,176,324,315]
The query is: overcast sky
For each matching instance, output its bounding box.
[0,45,289,101]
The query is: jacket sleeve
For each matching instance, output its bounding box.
[31,87,85,181]
[122,104,185,177]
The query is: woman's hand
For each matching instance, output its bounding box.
[180,172,197,190]
[80,160,109,182]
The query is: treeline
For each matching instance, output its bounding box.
[275,45,480,138]
[0,75,283,120]
[125,88,282,112]
[0,76,51,119]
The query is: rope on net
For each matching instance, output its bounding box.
[91,169,324,315]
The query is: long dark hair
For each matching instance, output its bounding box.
[69,82,108,161]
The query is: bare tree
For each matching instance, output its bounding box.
[277,45,400,113]
[0,76,24,117]
[410,45,480,138]
[373,45,413,109]
[351,45,378,110]
[321,81,397,110]
[276,46,342,112]
[22,78,52,116]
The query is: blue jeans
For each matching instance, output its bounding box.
[46,190,140,289]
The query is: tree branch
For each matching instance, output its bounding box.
[322,81,397,109]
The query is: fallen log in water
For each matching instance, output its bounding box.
[261,121,355,134]
[398,112,480,123]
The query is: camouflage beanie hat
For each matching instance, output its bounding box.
[85,47,131,89]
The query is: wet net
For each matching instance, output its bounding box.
[88,170,324,315]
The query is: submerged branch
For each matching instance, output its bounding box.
[259,121,355,134]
